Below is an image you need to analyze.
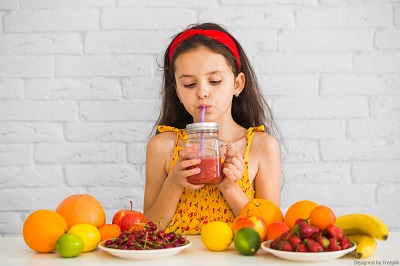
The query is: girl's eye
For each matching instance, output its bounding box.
[210,80,222,85]
[184,83,196,88]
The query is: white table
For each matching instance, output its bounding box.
[1,233,399,266]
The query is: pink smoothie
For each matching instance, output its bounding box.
[187,157,222,185]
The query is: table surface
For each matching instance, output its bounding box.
[1,233,399,266]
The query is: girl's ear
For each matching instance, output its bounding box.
[234,72,245,95]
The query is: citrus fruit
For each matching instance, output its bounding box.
[56,233,84,258]
[201,221,233,251]
[240,198,283,227]
[22,209,68,253]
[56,194,106,228]
[98,223,121,241]
[284,200,318,229]
[68,224,101,252]
[266,221,290,241]
[309,205,336,230]
[234,227,261,256]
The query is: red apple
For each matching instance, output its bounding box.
[112,201,147,232]
[231,215,268,241]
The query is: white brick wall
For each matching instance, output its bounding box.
[0,0,399,236]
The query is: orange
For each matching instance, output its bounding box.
[266,221,290,241]
[23,209,68,253]
[240,198,283,227]
[309,205,336,230]
[56,194,106,228]
[98,223,121,241]
[284,200,318,229]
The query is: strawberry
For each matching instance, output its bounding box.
[284,231,295,240]
[314,235,330,250]
[324,225,343,240]
[294,218,307,225]
[270,237,284,250]
[289,235,302,250]
[281,241,294,251]
[294,221,320,239]
[340,235,350,250]
[280,230,292,239]
[296,243,307,252]
[305,238,323,252]
[326,237,341,251]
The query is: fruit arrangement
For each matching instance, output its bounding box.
[270,219,351,252]
[22,194,150,258]
[200,198,389,260]
[22,194,389,261]
[22,194,106,257]
[104,221,188,250]
[201,199,283,255]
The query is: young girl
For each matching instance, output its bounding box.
[143,22,283,234]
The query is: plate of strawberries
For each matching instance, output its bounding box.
[261,219,356,262]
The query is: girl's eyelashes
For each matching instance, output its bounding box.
[210,80,222,85]
[184,83,196,88]
[183,80,222,88]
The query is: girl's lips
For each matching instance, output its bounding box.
[198,106,210,112]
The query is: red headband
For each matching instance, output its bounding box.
[168,29,241,69]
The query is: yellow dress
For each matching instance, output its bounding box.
[157,125,264,235]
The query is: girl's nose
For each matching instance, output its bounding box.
[197,93,208,99]
[197,86,209,99]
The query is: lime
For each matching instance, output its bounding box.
[234,227,261,255]
[56,233,84,258]
[201,221,233,251]
[68,224,101,252]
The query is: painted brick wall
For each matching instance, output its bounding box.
[0,0,399,236]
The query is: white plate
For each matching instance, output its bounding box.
[98,240,191,260]
[261,240,356,262]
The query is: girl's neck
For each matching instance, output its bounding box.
[216,120,247,143]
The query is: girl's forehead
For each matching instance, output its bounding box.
[174,47,232,75]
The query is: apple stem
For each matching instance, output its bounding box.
[130,200,133,211]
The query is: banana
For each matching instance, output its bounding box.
[348,233,377,259]
[335,213,389,241]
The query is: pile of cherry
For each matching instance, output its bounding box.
[104,221,188,250]
[270,219,351,252]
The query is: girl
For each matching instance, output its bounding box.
[143,22,283,234]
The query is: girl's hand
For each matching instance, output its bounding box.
[167,146,205,190]
[219,142,245,190]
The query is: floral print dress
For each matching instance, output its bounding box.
[157,125,264,235]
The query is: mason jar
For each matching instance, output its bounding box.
[185,122,223,185]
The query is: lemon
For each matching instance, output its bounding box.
[56,233,84,258]
[201,221,233,251]
[68,224,101,252]
[234,227,261,255]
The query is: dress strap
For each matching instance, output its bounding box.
[157,125,187,145]
[244,126,265,164]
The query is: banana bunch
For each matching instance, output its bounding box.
[335,213,389,259]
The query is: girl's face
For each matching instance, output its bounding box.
[174,46,244,123]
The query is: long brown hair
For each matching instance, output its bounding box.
[152,22,281,141]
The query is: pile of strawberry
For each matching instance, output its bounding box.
[270,219,351,252]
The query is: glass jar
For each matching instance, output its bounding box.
[185,122,223,185]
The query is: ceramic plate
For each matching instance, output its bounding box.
[261,240,356,262]
[98,240,191,260]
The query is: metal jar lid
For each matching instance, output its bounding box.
[186,122,218,133]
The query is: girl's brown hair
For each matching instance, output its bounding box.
[152,22,281,141]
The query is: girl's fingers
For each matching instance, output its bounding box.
[179,158,201,170]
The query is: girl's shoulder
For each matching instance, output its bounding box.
[251,131,280,155]
[147,131,178,153]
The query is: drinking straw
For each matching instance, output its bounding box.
[200,106,206,156]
